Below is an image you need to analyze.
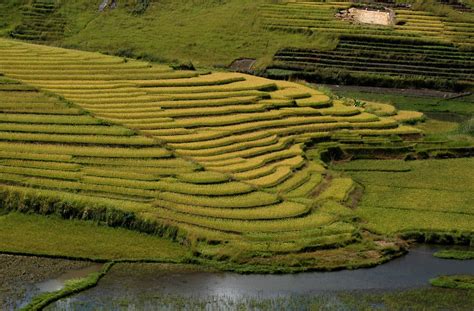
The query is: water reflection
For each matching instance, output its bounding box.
[48,245,473,310]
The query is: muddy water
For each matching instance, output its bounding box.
[47,245,473,310]
[0,254,102,311]
[35,264,103,293]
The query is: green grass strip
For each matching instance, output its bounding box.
[430,275,474,290]
[20,262,114,311]
[434,250,474,260]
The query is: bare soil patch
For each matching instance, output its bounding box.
[336,7,395,26]
[229,58,256,72]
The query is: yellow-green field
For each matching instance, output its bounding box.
[0,37,467,271]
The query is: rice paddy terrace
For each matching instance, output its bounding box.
[1,1,473,90]
[262,0,474,89]
[0,38,444,272]
[9,0,65,42]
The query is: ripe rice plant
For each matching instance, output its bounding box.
[1,160,81,171]
[176,171,232,184]
[156,191,280,209]
[317,178,355,202]
[0,132,157,145]
[0,165,80,181]
[0,113,102,124]
[0,142,172,158]
[0,123,135,136]
[154,199,309,220]
[149,206,336,233]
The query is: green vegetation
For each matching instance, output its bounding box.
[434,249,474,260]
[0,213,189,261]
[0,1,472,89]
[261,1,474,90]
[430,275,474,290]
[342,158,474,239]
[10,0,66,42]
[0,3,472,310]
[0,38,423,271]
[58,0,336,67]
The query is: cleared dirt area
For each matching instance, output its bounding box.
[336,8,395,26]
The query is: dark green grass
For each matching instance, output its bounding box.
[0,212,190,261]
[434,249,474,260]
[430,275,474,290]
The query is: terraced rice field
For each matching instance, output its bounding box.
[270,37,474,88]
[261,1,474,89]
[0,38,423,269]
[10,0,65,42]
[261,1,474,46]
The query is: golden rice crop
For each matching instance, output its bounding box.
[169,131,272,150]
[82,167,158,181]
[191,137,292,163]
[154,199,309,220]
[73,157,196,168]
[295,95,332,107]
[151,130,230,143]
[141,80,277,94]
[363,102,397,117]
[176,171,231,184]
[248,166,293,188]
[81,175,254,196]
[136,73,244,87]
[100,103,268,120]
[287,173,324,198]
[0,124,135,136]
[206,144,302,173]
[0,132,156,146]
[0,150,72,162]
[0,113,102,124]
[392,110,425,123]
[0,165,80,181]
[0,142,171,158]
[156,191,280,208]
[151,206,335,233]
[1,159,80,171]
[234,155,304,180]
[176,135,278,157]
[318,178,355,202]
[244,221,356,241]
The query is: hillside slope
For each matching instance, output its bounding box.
[1,1,473,90]
[0,38,429,271]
